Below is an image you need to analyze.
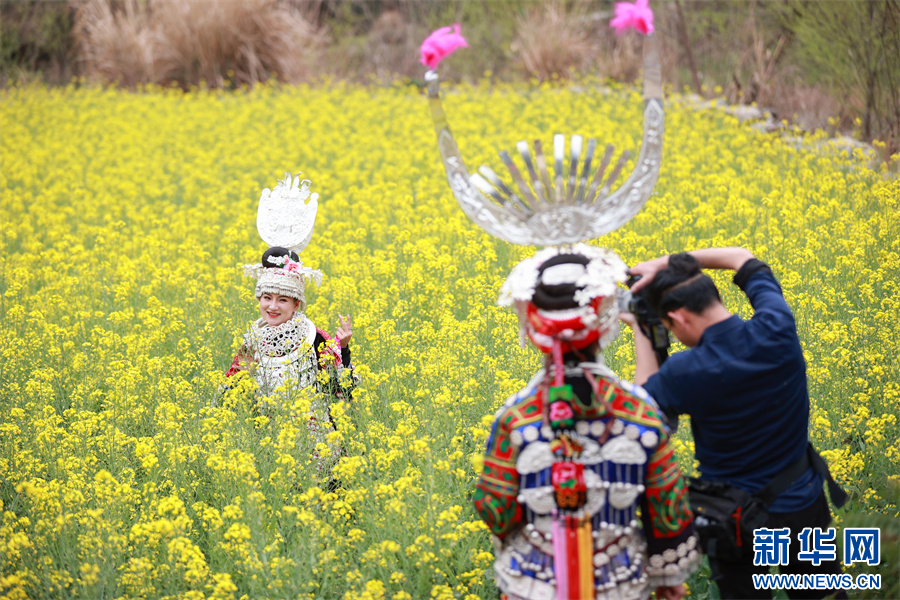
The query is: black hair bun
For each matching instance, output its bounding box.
[532,253,590,310]
[668,252,701,276]
[262,246,300,268]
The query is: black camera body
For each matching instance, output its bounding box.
[625,274,670,365]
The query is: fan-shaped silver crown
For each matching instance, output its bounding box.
[426,36,663,246]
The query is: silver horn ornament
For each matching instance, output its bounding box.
[426,35,663,246]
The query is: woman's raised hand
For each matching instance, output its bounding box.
[335,314,353,348]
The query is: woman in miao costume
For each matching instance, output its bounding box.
[421,2,699,598]
[476,248,699,600]
[225,173,358,469]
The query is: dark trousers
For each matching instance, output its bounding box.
[708,492,848,600]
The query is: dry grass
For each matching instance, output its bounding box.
[73,0,327,87]
[72,0,159,87]
[511,3,678,86]
[361,10,421,82]
[512,0,598,81]
[602,30,644,83]
[769,82,845,132]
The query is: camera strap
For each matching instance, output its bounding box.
[753,442,848,509]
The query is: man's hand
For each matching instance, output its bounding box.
[335,314,353,348]
[618,310,639,330]
[655,584,686,600]
[628,255,670,293]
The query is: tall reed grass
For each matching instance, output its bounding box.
[74,0,327,87]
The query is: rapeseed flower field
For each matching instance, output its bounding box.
[1,79,897,599]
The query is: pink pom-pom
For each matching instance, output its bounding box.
[419,24,468,70]
[610,0,655,35]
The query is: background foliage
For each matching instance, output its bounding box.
[1,0,899,152]
[2,70,898,598]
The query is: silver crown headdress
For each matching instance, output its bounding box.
[425,38,662,248]
[257,172,320,254]
[243,172,323,302]
[424,29,662,343]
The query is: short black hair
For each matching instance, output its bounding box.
[261,246,299,268]
[645,252,721,316]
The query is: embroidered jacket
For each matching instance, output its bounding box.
[223,313,359,473]
[225,314,357,399]
[473,362,699,600]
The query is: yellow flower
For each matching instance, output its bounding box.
[2,74,895,600]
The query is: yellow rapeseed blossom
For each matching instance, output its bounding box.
[2,76,897,599]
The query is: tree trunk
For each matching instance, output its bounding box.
[674,0,702,95]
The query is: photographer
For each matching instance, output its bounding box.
[620,247,846,600]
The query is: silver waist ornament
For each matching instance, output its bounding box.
[425,36,663,246]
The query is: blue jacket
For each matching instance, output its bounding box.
[643,259,824,513]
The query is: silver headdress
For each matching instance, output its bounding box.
[243,172,323,302]
[425,30,663,348]
[425,37,662,247]
[256,172,319,254]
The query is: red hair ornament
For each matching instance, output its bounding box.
[524,298,606,355]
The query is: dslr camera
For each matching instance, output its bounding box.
[618,274,670,365]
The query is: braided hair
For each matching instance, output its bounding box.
[645,252,721,316]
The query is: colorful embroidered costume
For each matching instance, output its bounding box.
[225,313,356,399]
[475,362,698,600]
[225,173,358,471]
[421,7,698,598]
[225,311,357,470]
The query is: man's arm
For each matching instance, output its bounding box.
[629,247,754,292]
[618,311,659,385]
[688,247,754,272]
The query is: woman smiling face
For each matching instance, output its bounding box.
[259,293,300,327]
